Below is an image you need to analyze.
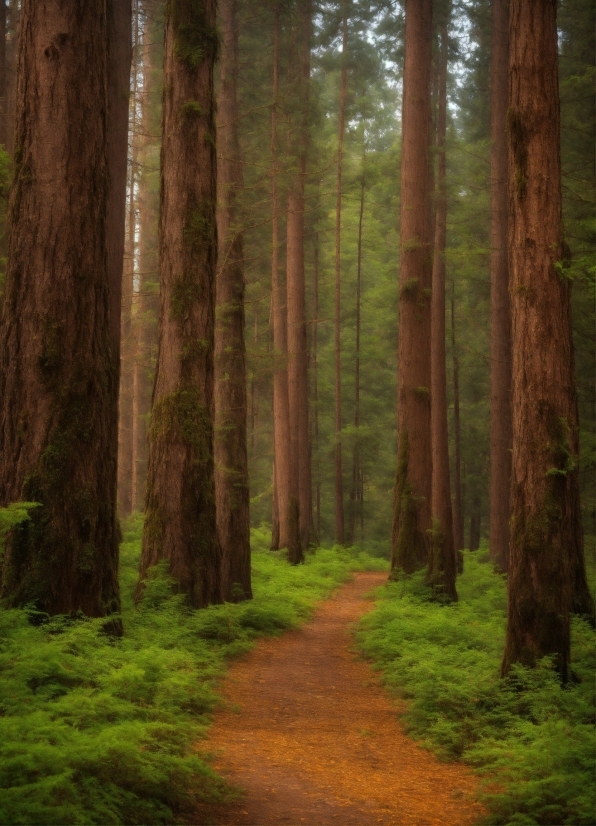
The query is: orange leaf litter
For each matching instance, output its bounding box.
[197,571,486,826]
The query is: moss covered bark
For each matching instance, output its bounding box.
[136,0,221,608]
[0,0,125,623]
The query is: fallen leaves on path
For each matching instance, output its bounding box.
[197,571,485,826]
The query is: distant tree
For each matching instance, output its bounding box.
[286,0,312,552]
[0,0,124,621]
[428,5,457,601]
[502,0,594,679]
[137,0,222,607]
[488,0,511,572]
[391,0,433,574]
[215,0,252,599]
[333,1,348,545]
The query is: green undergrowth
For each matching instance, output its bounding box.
[0,514,385,826]
[357,548,596,826]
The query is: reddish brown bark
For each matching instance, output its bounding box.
[349,151,365,545]
[489,0,511,572]
[286,0,312,551]
[0,0,121,620]
[391,0,433,574]
[215,0,252,601]
[117,1,140,517]
[450,292,464,552]
[271,4,300,561]
[333,7,348,546]
[137,0,221,608]
[502,0,594,678]
[428,14,457,602]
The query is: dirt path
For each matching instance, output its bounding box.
[197,572,484,826]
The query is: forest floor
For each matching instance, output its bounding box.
[196,571,485,826]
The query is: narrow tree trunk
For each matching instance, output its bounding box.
[0,0,7,148]
[391,0,433,574]
[137,0,221,608]
[469,510,481,552]
[313,216,321,545]
[0,0,121,621]
[451,291,464,552]
[4,0,18,156]
[349,147,365,545]
[118,1,140,517]
[489,0,512,572]
[135,14,160,512]
[333,7,347,546]
[215,0,252,600]
[428,10,457,602]
[270,4,300,561]
[286,0,312,552]
[502,0,594,679]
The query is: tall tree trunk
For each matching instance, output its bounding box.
[313,214,321,544]
[118,1,140,517]
[286,0,312,552]
[0,0,7,148]
[4,0,18,156]
[451,291,464,552]
[428,9,457,602]
[0,0,121,622]
[215,0,252,601]
[137,0,221,608]
[349,145,365,545]
[502,0,594,679]
[135,11,160,513]
[391,0,433,574]
[489,0,512,572]
[270,3,300,561]
[333,6,347,545]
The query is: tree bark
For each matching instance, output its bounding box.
[502,0,594,679]
[428,10,457,602]
[349,146,365,545]
[137,0,221,608]
[134,12,160,512]
[450,291,464,552]
[333,6,347,546]
[0,0,7,148]
[215,0,252,601]
[0,0,121,622]
[117,0,140,517]
[4,0,18,156]
[489,0,511,572]
[286,0,312,551]
[270,3,300,561]
[391,0,433,574]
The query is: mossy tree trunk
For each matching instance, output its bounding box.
[215,0,252,600]
[0,0,125,621]
[502,0,594,679]
[428,8,457,602]
[391,0,433,575]
[488,0,511,573]
[137,0,222,608]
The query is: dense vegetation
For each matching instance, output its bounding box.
[358,547,596,826]
[0,513,384,825]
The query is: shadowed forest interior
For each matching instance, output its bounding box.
[0,0,594,824]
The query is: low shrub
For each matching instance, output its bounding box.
[357,550,596,826]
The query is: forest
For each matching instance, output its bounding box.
[0,0,594,824]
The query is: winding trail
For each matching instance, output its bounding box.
[198,572,484,826]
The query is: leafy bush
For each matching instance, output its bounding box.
[0,515,384,825]
[357,551,596,826]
